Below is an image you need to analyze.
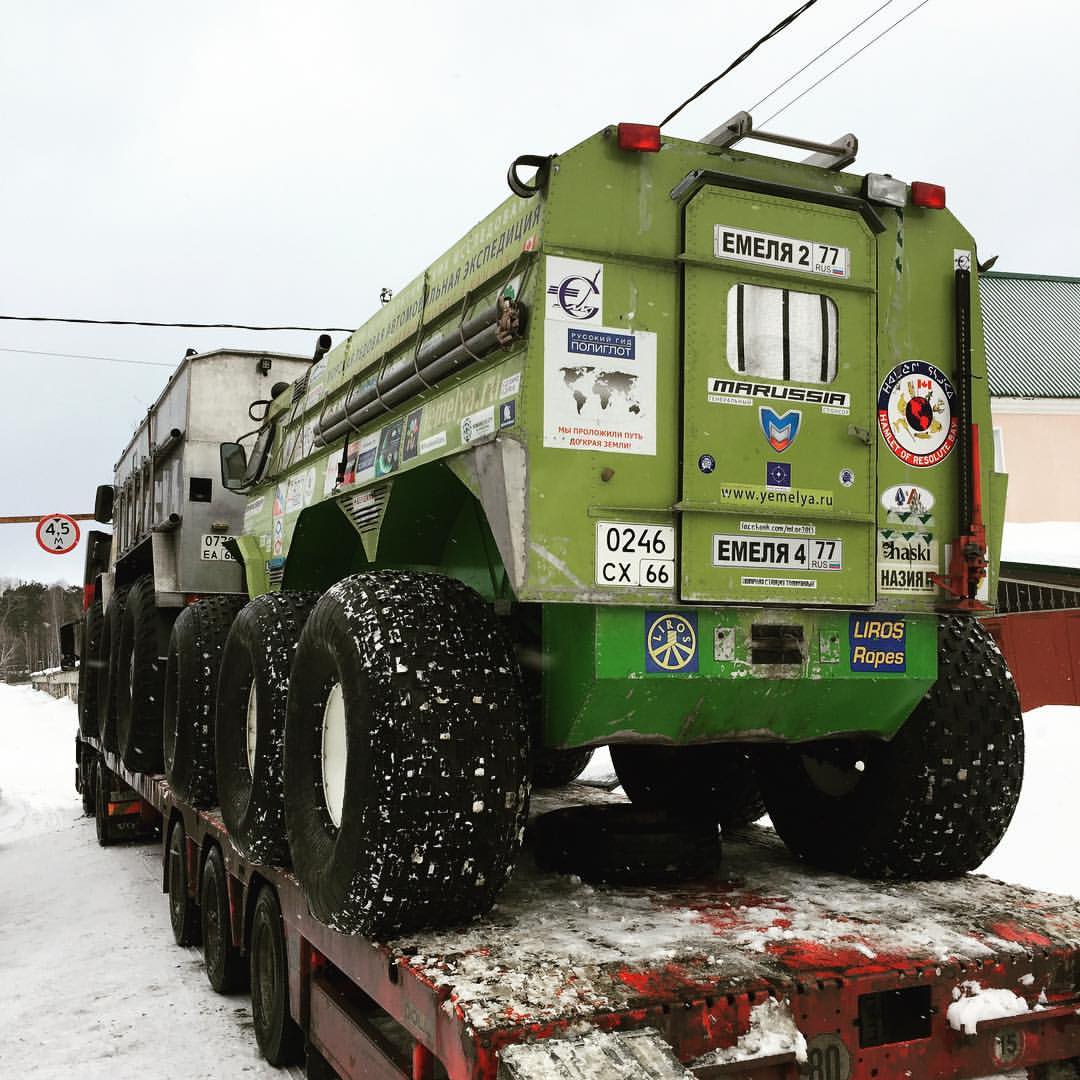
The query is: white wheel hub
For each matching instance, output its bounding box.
[321,683,348,828]
[245,682,258,777]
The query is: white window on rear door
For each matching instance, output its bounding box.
[726,283,838,383]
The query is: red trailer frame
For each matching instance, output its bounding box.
[81,737,1080,1080]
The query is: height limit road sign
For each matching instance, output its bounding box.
[35,513,81,555]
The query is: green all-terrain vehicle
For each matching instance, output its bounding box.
[114,115,1023,936]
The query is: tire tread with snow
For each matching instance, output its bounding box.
[164,596,247,808]
[116,576,171,773]
[284,571,530,936]
[216,591,319,865]
[78,593,104,738]
[96,586,130,752]
[756,616,1024,879]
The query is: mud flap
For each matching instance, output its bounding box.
[498,1029,694,1079]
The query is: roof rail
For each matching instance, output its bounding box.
[702,110,858,171]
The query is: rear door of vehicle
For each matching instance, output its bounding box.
[678,182,878,605]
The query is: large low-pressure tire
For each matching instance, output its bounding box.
[610,744,766,829]
[201,844,247,994]
[167,817,201,947]
[284,571,531,937]
[532,746,596,788]
[163,596,247,808]
[216,591,319,865]
[96,586,130,753]
[756,616,1024,879]
[250,885,304,1067]
[116,576,172,774]
[532,805,721,885]
[78,593,105,738]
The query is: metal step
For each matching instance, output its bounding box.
[498,1029,694,1080]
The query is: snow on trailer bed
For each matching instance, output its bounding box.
[374,785,1080,1076]
[100,753,1080,1077]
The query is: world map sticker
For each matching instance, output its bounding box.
[877,361,959,468]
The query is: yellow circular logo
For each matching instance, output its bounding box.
[646,613,697,672]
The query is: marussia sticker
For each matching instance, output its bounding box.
[877,361,958,468]
[708,379,850,414]
[759,407,801,453]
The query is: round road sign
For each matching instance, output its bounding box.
[36,514,81,555]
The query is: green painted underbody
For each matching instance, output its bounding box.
[541,605,937,748]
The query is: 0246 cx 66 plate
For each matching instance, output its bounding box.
[712,532,842,572]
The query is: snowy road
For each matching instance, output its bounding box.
[0,685,298,1080]
[0,683,1077,1078]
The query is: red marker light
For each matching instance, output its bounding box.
[617,123,661,153]
[911,181,946,209]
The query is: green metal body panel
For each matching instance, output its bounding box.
[231,126,1006,749]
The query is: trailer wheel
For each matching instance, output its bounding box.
[116,576,172,774]
[284,571,530,936]
[532,805,721,885]
[200,845,246,993]
[610,744,766,828]
[216,591,319,865]
[94,758,116,846]
[166,818,201,946]
[533,746,595,788]
[756,616,1024,879]
[250,885,303,1067]
[163,596,246,808]
[96,585,130,752]
[78,593,105,738]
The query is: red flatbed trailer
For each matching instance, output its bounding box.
[82,737,1080,1080]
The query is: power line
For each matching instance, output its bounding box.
[0,346,174,368]
[762,0,933,126]
[0,314,352,332]
[748,0,899,114]
[659,0,821,128]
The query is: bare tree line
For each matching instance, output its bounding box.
[0,578,83,676]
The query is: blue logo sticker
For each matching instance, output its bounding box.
[849,615,906,672]
[499,400,516,428]
[766,461,791,489]
[698,453,716,474]
[645,611,698,673]
[759,407,801,452]
[566,327,635,360]
[548,268,602,320]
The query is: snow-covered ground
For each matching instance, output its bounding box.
[0,684,299,1080]
[0,685,1077,1077]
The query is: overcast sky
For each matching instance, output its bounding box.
[1,1,1075,585]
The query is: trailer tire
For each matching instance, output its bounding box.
[250,885,303,1067]
[116,576,172,774]
[201,845,246,993]
[532,805,721,885]
[167,817,201,946]
[756,616,1024,879]
[78,593,105,737]
[96,586,130,752]
[610,744,766,828]
[164,596,246,808]
[284,571,530,936]
[80,747,96,817]
[533,746,595,788]
[216,591,319,865]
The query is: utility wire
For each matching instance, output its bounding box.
[0,314,352,332]
[0,346,174,368]
[762,0,933,126]
[659,0,821,128]
[748,0,899,113]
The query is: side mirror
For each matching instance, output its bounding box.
[94,484,114,524]
[220,443,248,491]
